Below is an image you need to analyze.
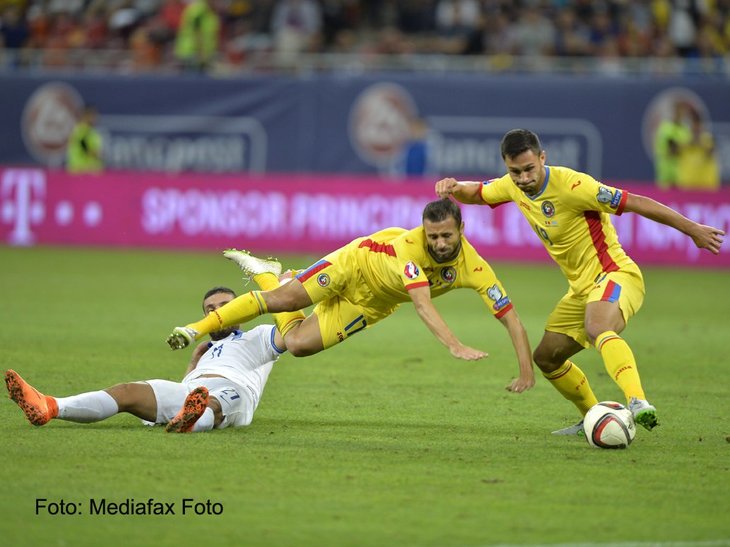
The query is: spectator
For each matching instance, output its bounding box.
[510,5,556,57]
[397,116,434,178]
[0,5,30,49]
[677,108,721,190]
[174,0,220,72]
[653,101,691,189]
[270,0,322,63]
[66,106,104,174]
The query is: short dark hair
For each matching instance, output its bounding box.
[202,286,236,306]
[500,129,542,159]
[423,198,462,227]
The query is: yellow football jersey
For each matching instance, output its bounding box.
[355,226,514,318]
[479,166,639,294]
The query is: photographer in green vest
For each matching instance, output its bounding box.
[174,0,220,73]
[66,106,103,174]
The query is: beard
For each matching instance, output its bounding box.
[209,327,237,341]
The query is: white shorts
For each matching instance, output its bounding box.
[144,377,255,429]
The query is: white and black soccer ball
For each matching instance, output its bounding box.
[583,401,636,449]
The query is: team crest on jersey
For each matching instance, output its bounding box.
[317,273,330,287]
[440,267,456,283]
[541,201,555,218]
[404,261,420,279]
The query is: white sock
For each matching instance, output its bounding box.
[191,408,215,432]
[56,391,119,423]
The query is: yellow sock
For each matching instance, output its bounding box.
[186,291,268,337]
[252,272,306,339]
[543,360,599,416]
[595,331,646,403]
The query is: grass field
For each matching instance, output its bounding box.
[1,245,728,547]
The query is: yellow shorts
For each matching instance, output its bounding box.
[545,268,645,348]
[296,243,398,349]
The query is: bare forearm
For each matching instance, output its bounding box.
[435,178,483,204]
[626,193,725,254]
[413,300,461,350]
[626,194,693,234]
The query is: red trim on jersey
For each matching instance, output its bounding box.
[297,260,331,282]
[494,302,513,319]
[358,238,396,257]
[616,190,629,215]
[405,281,430,291]
[584,211,619,273]
[478,181,509,209]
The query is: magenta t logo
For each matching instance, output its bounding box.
[1,168,46,246]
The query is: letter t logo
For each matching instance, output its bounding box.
[1,169,46,245]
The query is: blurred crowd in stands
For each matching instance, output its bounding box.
[0,0,728,74]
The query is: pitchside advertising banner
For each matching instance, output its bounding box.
[0,73,729,182]
[1,168,728,268]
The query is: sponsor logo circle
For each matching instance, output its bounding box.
[21,82,84,167]
[317,273,330,287]
[348,83,418,167]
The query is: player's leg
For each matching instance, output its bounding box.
[534,332,598,429]
[169,275,313,349]
[585,271,657,430]
[5,369,60,426]
[535,293,601,433]
[167,251,327,349]
[146,379,216,432]
[171,378,254,431]
[165,386,211,433]
[4,369,127,426]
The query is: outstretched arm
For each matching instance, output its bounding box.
[624,194,725,254]
[497,308,535,393]
[408,285,487,361]
[434,178,484,204]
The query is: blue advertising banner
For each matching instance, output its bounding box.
[0,73,728,182]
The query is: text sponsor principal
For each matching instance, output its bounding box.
[138,187,730,259]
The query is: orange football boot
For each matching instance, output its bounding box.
[5,369,58,426]
[165,386,209,433]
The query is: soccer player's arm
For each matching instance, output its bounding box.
[407,284,487,361]
[435,176,512,207]
[471,263,534,392]
[496,308,535,393]
[183,341,211,377]
[623,193,724,254]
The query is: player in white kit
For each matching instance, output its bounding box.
[4,286,305,433]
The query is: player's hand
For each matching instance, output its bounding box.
[690,224,725,255]
[435,177,459,199]
[505,375,535,393]
[450,344,488,361]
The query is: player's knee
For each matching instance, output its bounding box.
[532,347,560,373]
[105,383,137,411]
[284,332,320,357]
[266,284,310,313]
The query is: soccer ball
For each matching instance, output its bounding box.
[583,401,636,449]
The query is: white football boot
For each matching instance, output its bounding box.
[628,397,659,431]
[223,249,282,281]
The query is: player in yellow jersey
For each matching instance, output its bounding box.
[167,199,535,393]
[435,129,725,433]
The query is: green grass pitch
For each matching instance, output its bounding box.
[1,245,728,547]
